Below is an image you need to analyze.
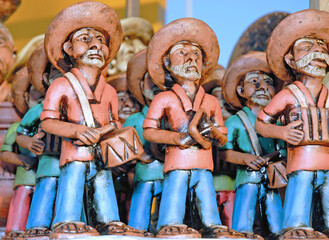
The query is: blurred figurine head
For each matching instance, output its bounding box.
[0,23,15,83]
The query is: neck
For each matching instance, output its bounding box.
[297,74,323,102]
[180,79,198,102]
[245,100,264,116]
[77,66,101,90]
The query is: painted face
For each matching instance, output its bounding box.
[117,91,140,122]
[292,37,329,77]
[168,42,203,84]
[238,71,275,107]
[69,28,109,69]
[0,27,15,83]
[115,37,147,73]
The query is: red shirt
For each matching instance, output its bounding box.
[258,81,329,174]
[143,84,227,174]
[41,68,120,167]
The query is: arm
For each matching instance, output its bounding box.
[0,151,37,169]
[222,149,266,171]
[143,128,192,148]
[16,132,45,156]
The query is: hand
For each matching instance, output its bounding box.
[28,132,45,155]
[244,155,267,171]
[174,132,198,149]
[282,120,304,145]
[74,126,101,146]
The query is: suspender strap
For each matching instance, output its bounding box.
[236,110,263,156]
[64,72,95,128]
[286,84,309,108]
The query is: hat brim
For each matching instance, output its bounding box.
[222,51,272,110]
[267,9,329,81]
[127,49,147,105]
[201,64,225,93]
[28,44,49,93]
[44,1,122,73]
[107,72,128,92]
[121,17,154,45]
[147,18,219,90]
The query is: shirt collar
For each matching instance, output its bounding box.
[142,105,149,117]
[171,83,205,112]
[71,68,105,103]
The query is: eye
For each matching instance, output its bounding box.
[194,51,200,56]
[96,36,105,43]
[179,50,185,55]
[250,78,258,84]
[264,78,273,85]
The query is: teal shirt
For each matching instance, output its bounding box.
[17,102,60,179]
[221,106,286,189]
[1,122,36,187]
[123,106,164,183]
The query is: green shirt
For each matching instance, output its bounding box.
[221,106,286,189]
[1,122,35,187]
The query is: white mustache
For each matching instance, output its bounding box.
[253,90,271,98]
[84,49,104,59]
[296,52,329,69]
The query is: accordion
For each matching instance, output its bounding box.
[286,106,329,145]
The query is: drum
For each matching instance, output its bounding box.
[99,126,145,168]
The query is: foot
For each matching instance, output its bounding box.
[2,231,24,240]
[50,222,99,239]
[200,225,246,239]
[17,228,51,240]
[156,225,201,238]
[280,227,328,240]
[96,221,145,237]
[241,232,264,240]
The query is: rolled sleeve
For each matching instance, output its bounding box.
[142,93,166,129]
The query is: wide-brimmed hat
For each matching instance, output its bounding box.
[222,51,272,110]
[127,49,148,105]
[44,1,123,73]
[121,17,153,45]
[147,18,219,90]
[267,9,329,81]
[201,64,225,93]
[27,44,49,94]
[107,72,128,92]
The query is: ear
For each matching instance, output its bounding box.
[284,52,297,70]
[63,41,73,56]
[237,85,244,98]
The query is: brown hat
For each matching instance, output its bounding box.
[201,64,225,93]
[107,72,128,92]
[127,49,147,105]
[121,17,154,45]
[28,44,49,94]
[44,1,123,73]
[222,51,272,110]
[147,18,219,90]
[267,9,329,81]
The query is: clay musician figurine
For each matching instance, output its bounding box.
[221,51,285,239]
[40,1,144,238]
[255,9,329,240]
[143,17,243,238]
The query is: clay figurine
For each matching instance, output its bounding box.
[108,17,153,76]
[143,18,243,238]
[40,1,144,238]
[0,122,36,240]
[255,9,329,239]
[124,49,164,234]
[221,51,285,239]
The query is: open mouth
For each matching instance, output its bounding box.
[311,58,328,68]
[186,66,198,72]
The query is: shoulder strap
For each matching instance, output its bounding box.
[286,84,308,108]
[64,72,95,128]
[236,110,263,156]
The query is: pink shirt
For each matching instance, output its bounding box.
[258,81,329,174]
[41,68,120,167]
[143,84,227,174]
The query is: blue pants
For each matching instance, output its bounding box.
[128,180,163,231]
[232,183,283,234]
[283,170,329,230]
[26,177,58,229]
[52,161,119,228]
[157,169,221,230]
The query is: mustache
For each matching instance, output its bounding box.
[296,52,329,69]
[253,90,271,98]
[84,49,104,58]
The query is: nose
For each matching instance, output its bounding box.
[257,78,268,91]
[186,50,198,63]
[89,36,101,50]
[124,96,134,108]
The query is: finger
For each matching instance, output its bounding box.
[287,135,304,141]
[34,132,46,139]
[289,120,303,128]
[247,162,260,170]
[73,140,85,146]
[255,157,267,165]
[33,140,45,146]
[79,134,93,145]
[289,129,304,136]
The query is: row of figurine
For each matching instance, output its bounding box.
[0,1,328,240]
